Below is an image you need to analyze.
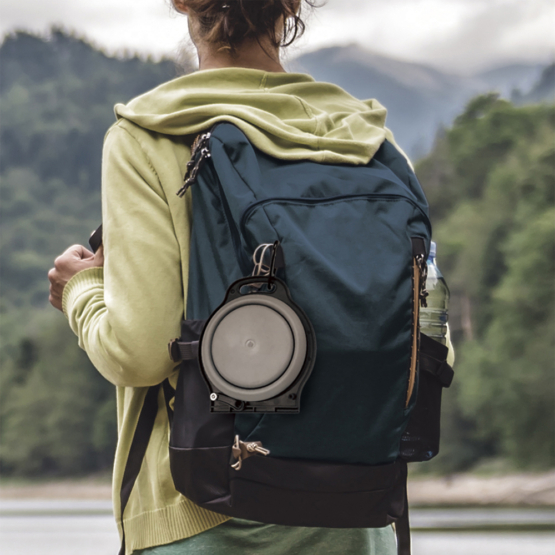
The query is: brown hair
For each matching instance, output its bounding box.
[172,0,318,52]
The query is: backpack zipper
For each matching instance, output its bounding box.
[406,257,421,407]
[177,132,212,198]
[406,245,429,407]
[240,194,431,239]
[176,131,253,274]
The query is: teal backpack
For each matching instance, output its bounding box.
[116,123,454,555]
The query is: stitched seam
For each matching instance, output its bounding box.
[231,477,392,495]
[295,97,326,159]
[121,498,194,524]
[244,198,409,226]
[111,123,185,289]
[242,197,431,232]
[115,123,165,201]
[297,96,314,120]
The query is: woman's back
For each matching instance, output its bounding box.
[50,2,421,553]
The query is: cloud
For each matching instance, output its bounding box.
[0,0,188,58]
[416,0,555,71]
[1,0,553,71]
[298,0,473,56]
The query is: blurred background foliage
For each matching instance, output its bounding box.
[0,29,553,477]
[418,94,555,472]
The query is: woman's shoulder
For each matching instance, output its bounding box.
[105,118,189,163]
[106,118,159,146]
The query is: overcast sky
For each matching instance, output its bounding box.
[1,0,554,73]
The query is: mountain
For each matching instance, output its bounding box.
[513,63,555,105]
[476,62,544,98]
[290,45,548,158]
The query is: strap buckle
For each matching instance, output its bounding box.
[168,339,199,363]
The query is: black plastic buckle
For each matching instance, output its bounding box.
[168,339,199,363]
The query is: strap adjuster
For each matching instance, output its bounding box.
[168,339,199,363]
[434,360,454,388]
[419,333,454,388]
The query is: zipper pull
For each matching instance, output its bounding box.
[231,435,270,471]
[246,443,270,456]
[177,132,212,198]
[416,253,429,308]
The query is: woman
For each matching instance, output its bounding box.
[48,1,400,553]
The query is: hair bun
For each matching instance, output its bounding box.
[174,0,316,52]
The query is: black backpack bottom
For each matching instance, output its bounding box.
[170,445,407,529]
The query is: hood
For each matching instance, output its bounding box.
[115,68,391,165]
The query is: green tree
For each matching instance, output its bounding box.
[417,95,555,470]
[0,313,117,476]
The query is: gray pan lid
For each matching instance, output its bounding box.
[201,294,307,402]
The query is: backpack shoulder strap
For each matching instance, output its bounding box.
[118,379,174,555]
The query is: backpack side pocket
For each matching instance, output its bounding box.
[400,333,454,462]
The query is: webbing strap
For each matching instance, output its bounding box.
[162,379,175,427]
[419,333,454,387]
[395,462,411,555]
[118,381,168,555]
[168,340,199,363]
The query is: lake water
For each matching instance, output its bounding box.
[1,502,554,555]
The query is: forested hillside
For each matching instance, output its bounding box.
[0,30,183,476]
[1,30,553,477]
[0,29,184,310]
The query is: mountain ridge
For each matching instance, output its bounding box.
[1,30,550,159]
[289,43,548,157]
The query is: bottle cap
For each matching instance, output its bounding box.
[429,241,437,260]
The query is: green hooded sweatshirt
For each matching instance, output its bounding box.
[63,68,440,554]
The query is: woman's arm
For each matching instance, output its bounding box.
[52,123,184,387]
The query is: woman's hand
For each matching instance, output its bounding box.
[48,244,104,312]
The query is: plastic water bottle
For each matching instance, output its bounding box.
[420,241,449,344]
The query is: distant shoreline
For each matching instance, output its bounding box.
[0,478,111,501]
[408,470,555,507]
[1,471,553,507]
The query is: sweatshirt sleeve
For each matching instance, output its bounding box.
[63,123,183,387]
